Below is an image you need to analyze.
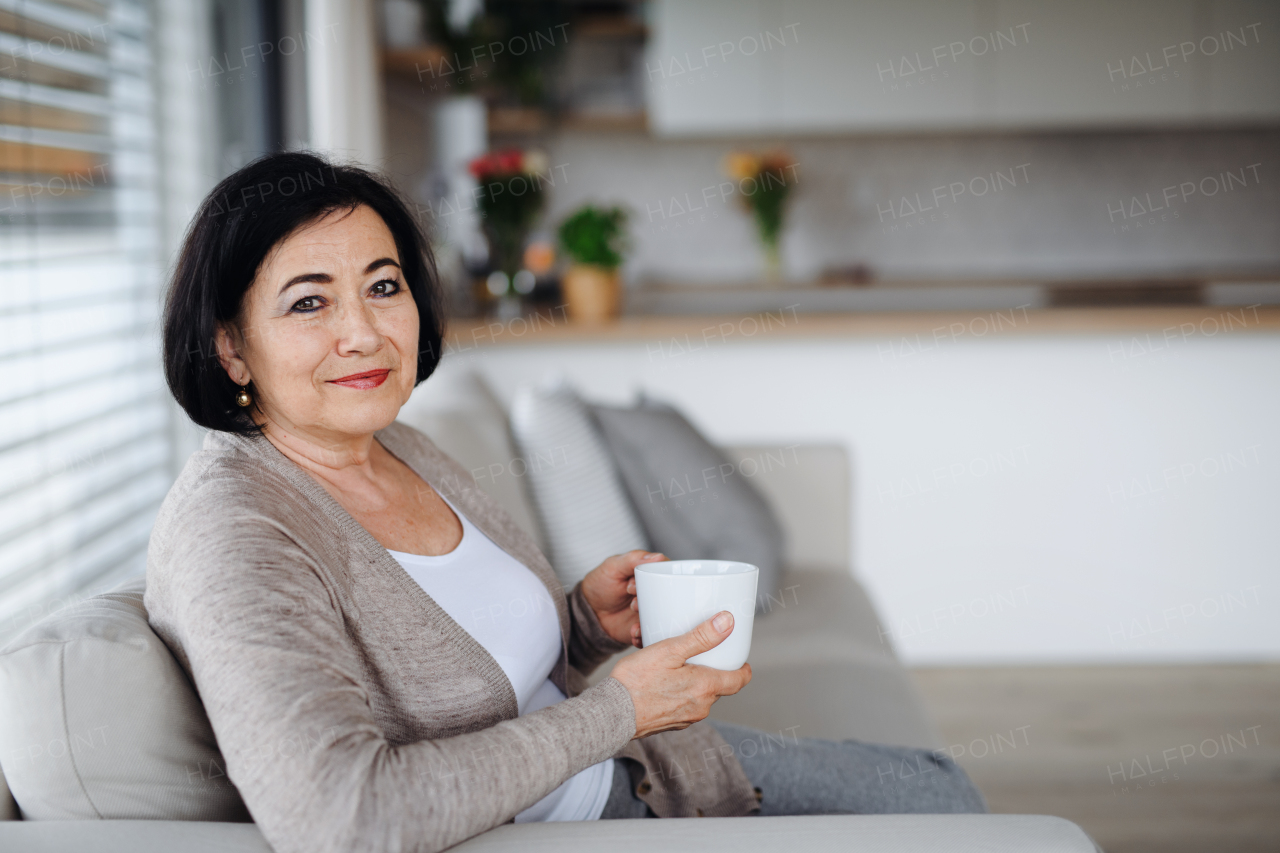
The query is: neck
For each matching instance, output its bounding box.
[257,413,382,493]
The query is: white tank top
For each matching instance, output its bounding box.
[387,495,614,823]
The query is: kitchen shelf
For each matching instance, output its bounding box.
[487,107,549,135]
[574,17,648,39]
[559,111,648,132]
[381,46,447,81]
[487,108,648,135]
[627,279,1280,317]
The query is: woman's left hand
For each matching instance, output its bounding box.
[580,550,666,648]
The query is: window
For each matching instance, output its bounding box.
[0,0,168,642]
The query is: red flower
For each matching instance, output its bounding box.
[468,149,527,179]
[467,153,494,179]
[497,149,523,172]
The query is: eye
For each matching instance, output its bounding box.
[290,295,325,313]
[370,278,401,297]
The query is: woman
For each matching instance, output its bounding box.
[147,152,983,853]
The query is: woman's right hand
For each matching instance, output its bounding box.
[608,611,752,739]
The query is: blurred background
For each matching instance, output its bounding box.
[1,1,1276,850]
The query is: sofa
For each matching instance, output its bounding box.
[0,371,1099,852]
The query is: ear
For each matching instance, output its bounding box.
[214,322,250,386]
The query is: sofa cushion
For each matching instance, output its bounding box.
[586,567,943,750]
[749,568,900,657]
[591,397,785,610]
[0,577,250,821]
[509,379,649,587]
[397,368,545,551]
[708,656,942,751]
[720,446,850,574]
[712,568,940,750]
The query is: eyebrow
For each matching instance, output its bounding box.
[278,258,402,296]
[365,257,401,275]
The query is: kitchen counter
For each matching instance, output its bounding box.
[435,299,1280,665]
[444,303,1280,350]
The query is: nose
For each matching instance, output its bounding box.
[333,298,384,356]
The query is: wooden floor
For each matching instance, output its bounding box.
[910,664,1280,853]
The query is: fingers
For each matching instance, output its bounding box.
[586,551,656,615]
[612,550,666,575]
[665,611,733,662]
[711,661,751,695]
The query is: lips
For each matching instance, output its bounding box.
[327,369,390,389]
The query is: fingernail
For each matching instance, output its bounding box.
[643,552,663,560]
[713,611,732,632]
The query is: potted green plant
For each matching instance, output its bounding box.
[557,205,628,322]
[419,0,568,104]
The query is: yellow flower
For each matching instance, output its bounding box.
[522,150,549,175]
[723,152,760,181]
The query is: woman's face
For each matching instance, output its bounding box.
[217,204,420,444]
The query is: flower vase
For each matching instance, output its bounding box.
[494,293,523,322]
[761,240,783,285]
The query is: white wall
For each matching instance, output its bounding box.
[538,128,1280,285]
[435,325,1279,665]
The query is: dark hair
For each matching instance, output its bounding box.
[163,151,444,434]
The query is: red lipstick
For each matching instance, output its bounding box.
[328,369,390,389]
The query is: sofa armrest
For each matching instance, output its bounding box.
[0,821,272,852]
[456,815,1100,852]
[0,815,1099,853]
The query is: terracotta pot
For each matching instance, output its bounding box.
[562,264,622,323]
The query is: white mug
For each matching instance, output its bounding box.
[634,560,758,670]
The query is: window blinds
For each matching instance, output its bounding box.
[0,0,168,642]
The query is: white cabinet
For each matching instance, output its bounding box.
[988,0,1200,126]
[644,0,772,134]
[1203,0,1280,121]
[645,0,1280,135]
[774,0,986,131]
[645,0,986,134]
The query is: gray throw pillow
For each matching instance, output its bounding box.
[590,396,785,612]
[0,577,250,821]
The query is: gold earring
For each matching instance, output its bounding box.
[235,384,252,407]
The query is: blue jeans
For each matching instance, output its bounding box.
[599,720,987,818]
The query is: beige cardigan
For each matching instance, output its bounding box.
[145,422,757,853]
